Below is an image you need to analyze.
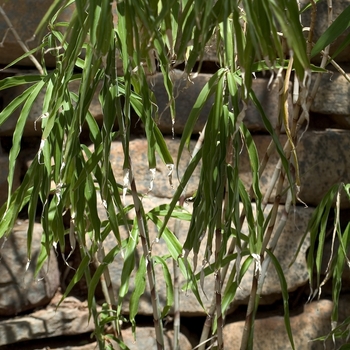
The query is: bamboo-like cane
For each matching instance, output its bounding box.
[129,159,165,350]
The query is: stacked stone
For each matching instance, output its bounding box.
[1,1,350,349]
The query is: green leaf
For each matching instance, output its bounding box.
[87,245,120,317]
[58,254,91,307]
[129,255,147,336]
[7,79,46,208]
[153,256,174,318]
[118,219,139,306]
[0,75,42,90]
[266,249,295,350]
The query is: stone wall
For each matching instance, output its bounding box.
[1,1,350,349]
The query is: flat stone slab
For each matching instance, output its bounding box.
[1,71,294,137]
[105,327,193,350]
[311,71,350,115]
[107,138,200,199]
[234,204,312,305]
[106,130,350,208]
[223,298,349,349]
[150,71,292,135]
[0,78,102,136]
[0,296,94,346]
[48,327,192,350]
[0,222,60,316]
[0,1,74,68]
[0,290,193,349]
[300,0,350,63]
[97,197,312,316]
[240,130,350,208]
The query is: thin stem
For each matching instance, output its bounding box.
[307,0,317,59]
[214,178,227,350]
[175,122,207,349]
[94,246,122,347]
[172,218,181,350]
[240,269,258,350]
[215,226,224,350]
[129,160,164,350]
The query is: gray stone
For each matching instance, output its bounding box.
[0,222,60,316]
[233,204,312,306]
[0,77,103,136]
[240,130,350,208]
[48,327,193,350]
[115,327,192,350]
[107,130,350,208]
[311,71,350,115]
[97,196,311,316]
[149,71,213,135]
[150,71,293,135]
[0,1,74,68]
[0,296,95,346]
[300,0,350,63]
[223,299,335,350]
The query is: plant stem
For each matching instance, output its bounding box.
[215,226,224,350]
[173,217,181,350]
[129,160,164,350]
[240,270,258,350]
[94,246,122,346]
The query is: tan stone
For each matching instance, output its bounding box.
[107,138,200,199]
[97,196,311,316]
[234,204,312,305]
[223,299,335,350]
[105,130,350,208]
[51,327,193,350]
[121,327,192,350]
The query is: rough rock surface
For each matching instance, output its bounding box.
[240,130,350,208]
[0,222,60,316]
[107,130,350,209]
[38,327,193,350]
[311,71,350,115]
[150,71,293,135]
[97,196,312,315]
[1,71,294,137]
[0,295,95,346]
[107,138,200,199]
[0,79,103,137]
[223,299,337,350]
[234,204,312,305]
[300,0,350,63]
[110,327,193,350]
[0,1,74,67]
